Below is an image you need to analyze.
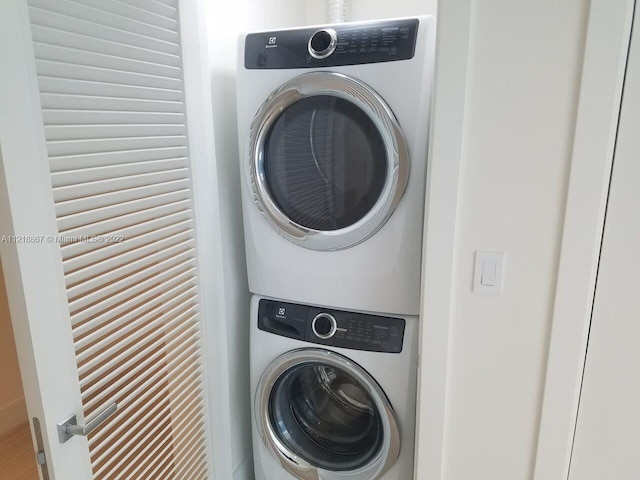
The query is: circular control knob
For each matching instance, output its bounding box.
[312,313,337,339]
[308,29,337,59]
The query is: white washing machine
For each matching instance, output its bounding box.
[236,17,436,316]
[250,295,418,480]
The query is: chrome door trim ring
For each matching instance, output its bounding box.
[308,29,338,59]
[311,312,337,339]
[254,348,401,480]
[247,72,409,251]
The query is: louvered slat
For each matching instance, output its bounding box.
[74,284,193,350]
[52,158,188,188]
[61,219,191,272]
[68,248,195,311]
[31,25,181,67]
[56,0,179,30]
[178,448,207,480]
[80,311,198,411]
[171,410,206,459]
[29,0,179,42]
[48,137,187,158]
[65,230,195,287]
[88,351,202,442]
[118,0,177,19]
[88,358,203,467]
[61,199,191,239]
[90,359,202,451]
[116,424,175,478]
[63,219,194,273]
[50,146,188,171]
[93,414,172,477]
[34,44,182,78]
[93,398,173,463]
[46,124,186,141]
[67,239,195,299]
[109,423,175,479]
[43,109,186,126]
[41,93,184,113]
[28,0,209,477]
[73,283,197,354]
[173,426,208,478]
[139,448,176,480]
[29,6,179,54]
[39,77,183,103]
[137,446,177,480]
[59,194,192,235]
[56,183,192,223]
[74,288,198,367]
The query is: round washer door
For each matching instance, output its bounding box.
[247,72,409,251]
[255,348,400,480]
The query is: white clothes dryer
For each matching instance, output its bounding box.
[249,295,418,480]
[236,17,436,316]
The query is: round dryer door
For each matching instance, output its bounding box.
[247,72,409,251]
[255,348,400,480]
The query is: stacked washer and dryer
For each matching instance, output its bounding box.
[236,16,436,480]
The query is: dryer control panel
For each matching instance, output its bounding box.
[244,18,419,69]
[258,299,405,353]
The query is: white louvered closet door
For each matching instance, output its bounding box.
[0,0,214,479]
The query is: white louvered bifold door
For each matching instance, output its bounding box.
[6,0,210,478]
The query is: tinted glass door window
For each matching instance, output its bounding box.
[269,362,384,471]
[264,95,388,231]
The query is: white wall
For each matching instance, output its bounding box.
[443,1,589,479]
[307,0,437,23]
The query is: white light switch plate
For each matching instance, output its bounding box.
[473,251,505,294]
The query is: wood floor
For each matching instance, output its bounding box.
[0,423,39,480]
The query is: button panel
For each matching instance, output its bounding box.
[245,19,419,69]
[258,299,405,353]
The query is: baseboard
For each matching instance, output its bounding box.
[0,396,27,437]
[233,453,255,480]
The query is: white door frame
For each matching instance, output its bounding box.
[533,1,635,478]
[414,1,473,479]
[178,0,235,478]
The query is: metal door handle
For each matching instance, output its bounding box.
[57,402,117,443]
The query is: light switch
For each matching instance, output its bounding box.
[481,261,497,286]
[473,251,505,294]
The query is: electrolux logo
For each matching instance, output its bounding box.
[265,36,278,49]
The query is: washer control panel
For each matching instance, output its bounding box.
[258,299,405,353]
[245,18,419,69]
